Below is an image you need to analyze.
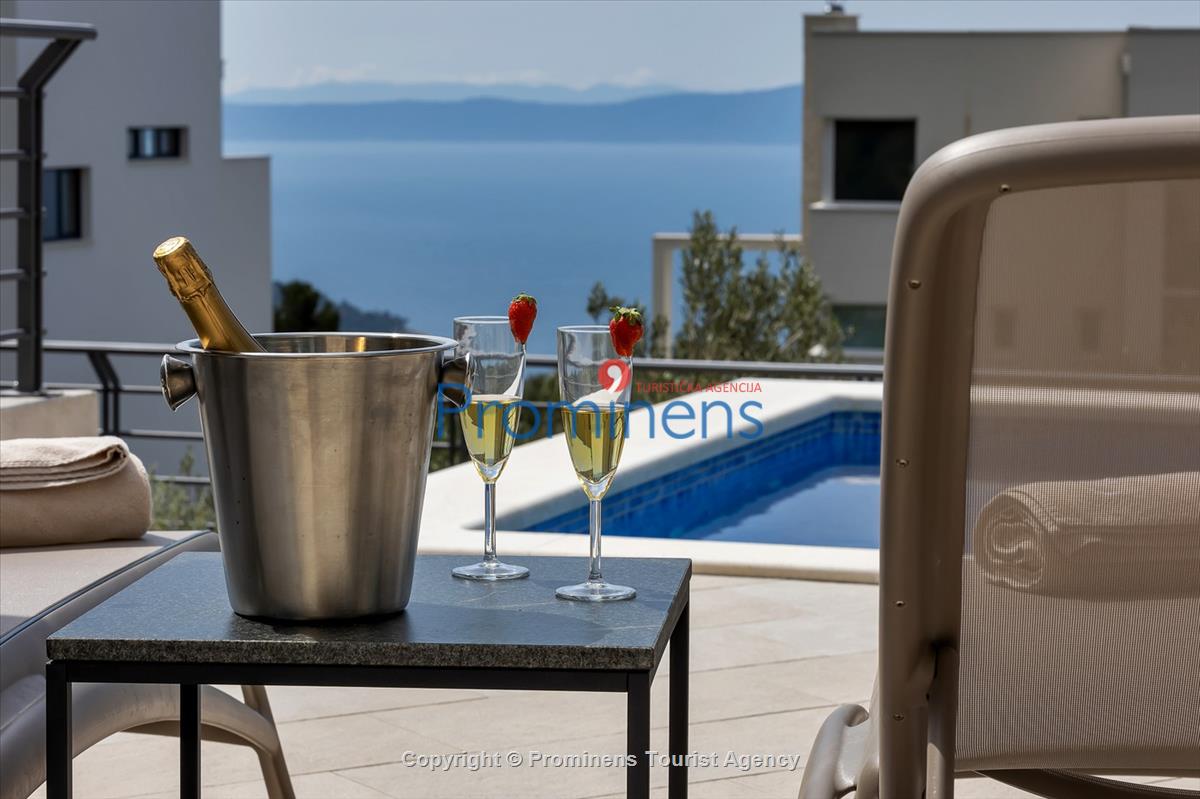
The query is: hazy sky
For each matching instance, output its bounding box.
[222,0,1200,94]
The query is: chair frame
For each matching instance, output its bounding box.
[0,531,293,799]
[801,114,1200,799]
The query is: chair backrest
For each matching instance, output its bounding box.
[878,115,1200,798]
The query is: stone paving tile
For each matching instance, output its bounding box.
[689,574,761,592]
[114,772,395,799]
[737,605,877,660]
[587,772,1054,799]
[371,659,838,754]
[690,580,877,632]
[781,650,876,706]
[688,583,829,631]
[373,689,632,753]
[664,624,798,675]
[31,733,263,799]
[34,712,463,798]
[683,705,829,783]
[592,771,777,798]
[337,727,653,798]
[952,777,1055,798]
[214,684,487,724]
[648,662,838,725]
[730,577,877,605]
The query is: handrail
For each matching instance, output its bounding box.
[1,339,883,485]
[0,18,97,40]
[525,352,880,379]
[0,17,96,392]
[11,341,884,379]
[7,337,1187,489]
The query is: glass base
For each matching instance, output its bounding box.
[452,561,529,581]
[556,580,636,602]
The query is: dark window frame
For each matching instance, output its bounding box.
[42,167,84,242]
[833,303,887,350]
[832,119,916,202]
[127,126,186,160]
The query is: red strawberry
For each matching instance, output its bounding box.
[508,292,537,345]
[608,306,644,357]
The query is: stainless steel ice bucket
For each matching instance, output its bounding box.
[160,332,459,620]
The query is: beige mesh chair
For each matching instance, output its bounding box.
[1,531,293,799]
[799,115,1200,798]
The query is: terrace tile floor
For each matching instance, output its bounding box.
[32,575,1198,799]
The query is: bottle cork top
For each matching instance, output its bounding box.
[153,236,213,301]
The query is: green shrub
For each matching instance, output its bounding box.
[150,449,215,530]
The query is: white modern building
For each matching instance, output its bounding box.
[801,9,1200,347]
[0,0,269,351]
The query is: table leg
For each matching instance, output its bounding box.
[627,671,651,799]
[180,683,201,799]
[669,601,689,798]
[46,661,72,799]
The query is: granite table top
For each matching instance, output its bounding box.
[47,553,692,672]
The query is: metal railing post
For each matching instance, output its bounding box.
[0,18,97,392]
[85,351,121,434]
[15,86,43,391]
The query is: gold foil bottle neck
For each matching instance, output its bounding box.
[153,236,213,301]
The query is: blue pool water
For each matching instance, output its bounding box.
[526,411,881,547]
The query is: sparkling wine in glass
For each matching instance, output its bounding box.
[555,325,635,601]
[451,316,529,581]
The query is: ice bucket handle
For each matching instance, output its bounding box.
[439,351,470,408]
[160,354,197,410]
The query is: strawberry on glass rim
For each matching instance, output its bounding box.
[608,305,643,358]
[508,292,537,345]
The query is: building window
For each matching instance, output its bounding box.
[42,168,83,241]
[833,119,915,202]
[833,304,887,349]
[128,126,185,159]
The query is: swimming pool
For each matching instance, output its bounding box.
[524,411,881,547]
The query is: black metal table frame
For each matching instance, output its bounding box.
[45,602,688,799]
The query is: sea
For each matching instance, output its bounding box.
[224,139,801,353]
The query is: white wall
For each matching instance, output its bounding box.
[0,0,270,346]
[0,0,269,473]
[803,26,1128,311]
[805,205,896,304]
[1126,29,1200,117]
[801,18,1200,321]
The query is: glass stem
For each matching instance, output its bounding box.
[483,481,497,564]
[588,498,603,583]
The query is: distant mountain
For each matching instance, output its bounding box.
[225,85,802,145]
[226,81,681,105]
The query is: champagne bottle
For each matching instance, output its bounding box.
[152,236,265,353]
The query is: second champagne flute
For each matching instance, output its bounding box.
[451,316,529,580]
[555,325,636,601]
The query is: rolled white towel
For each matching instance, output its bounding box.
[972,472,1200,596]
[0,436,151,548]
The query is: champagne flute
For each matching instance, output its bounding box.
[451,316,529,581]
[555,325,636,601]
